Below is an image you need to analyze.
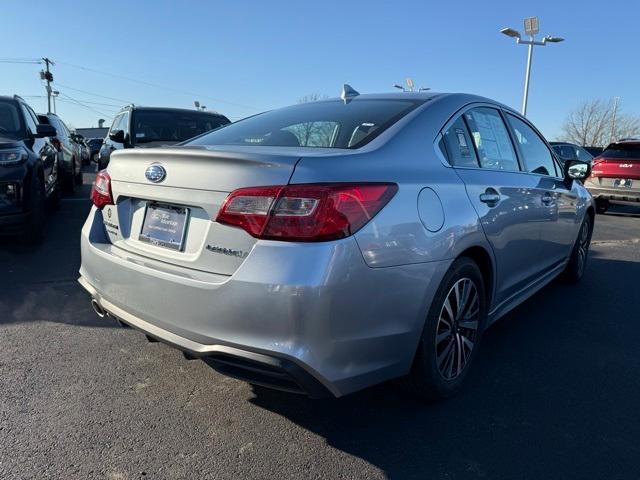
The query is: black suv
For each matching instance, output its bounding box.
[98,106,230,169]
[0,95,59,239]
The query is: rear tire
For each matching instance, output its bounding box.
[48,175,61,211]
[23,172,46,243]
[401,257,487,401]
[595,199,608,214]
[74,160,83,185]
[561,214,592,284]
[64,160,76,194]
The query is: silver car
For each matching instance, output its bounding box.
[80,90,594,400]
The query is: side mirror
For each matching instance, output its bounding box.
[564,159,591,184]
[35,124,57,138]
[109,129,125,143]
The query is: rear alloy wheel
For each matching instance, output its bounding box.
[435,278,481,381]
[562,215,592,283]
[401,257,487,401]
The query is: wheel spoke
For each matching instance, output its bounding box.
[460,334,475,352]
[461,290,478,319]
[458,319,478,330]
[457,280,471,320]
[454,282,461,317]
[437,338,454,370]
[436,329,452,345]
[443,297,454,322]
[455,333,463,375]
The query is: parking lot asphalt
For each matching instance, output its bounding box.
[1,168,639,480]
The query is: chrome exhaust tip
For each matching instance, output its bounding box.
[91,298,105,318]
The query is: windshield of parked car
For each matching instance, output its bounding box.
[131,111,230,144]
[0,100,24,139]
[601,143,640,159]
[187,99,424,149]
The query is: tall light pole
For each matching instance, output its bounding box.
[500,17,564,116]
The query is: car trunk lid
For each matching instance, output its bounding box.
[102,145,301,276]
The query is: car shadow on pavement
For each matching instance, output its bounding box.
[0,169,111,328]
[249,255,640,480]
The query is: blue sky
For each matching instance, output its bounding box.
[1,0,637,139]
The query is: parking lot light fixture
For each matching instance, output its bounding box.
[500,17,564,116]
[500,27,521,39]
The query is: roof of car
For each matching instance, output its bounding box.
[118,105,229,116]
[296,92,521,118]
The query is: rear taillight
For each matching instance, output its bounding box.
[90,170,113,209]
[216,183,398,242]
[51,138,61,152]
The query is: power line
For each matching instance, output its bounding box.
[0,59,42,64]
[55,60,258,111]
[58,92,115,118]
[55,82,132,105]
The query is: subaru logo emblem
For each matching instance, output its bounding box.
[145,163,166,183]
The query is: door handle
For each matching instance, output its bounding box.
[541,193,554,205]
[479,188,500,206]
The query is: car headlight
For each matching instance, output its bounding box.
[0,148,27,166]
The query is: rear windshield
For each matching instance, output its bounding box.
[187,99,423,149]
[601,143,640,159]
[0,100,24,138]
[132,111,230,144]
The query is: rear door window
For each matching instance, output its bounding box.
[441,117,479,167]
[506,114,558,176]
[463,108,520,171]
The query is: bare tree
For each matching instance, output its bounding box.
[558,98,640,147]
[286,93,334,146]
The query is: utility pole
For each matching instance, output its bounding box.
[41,58,54,113]
[611,96,620,143]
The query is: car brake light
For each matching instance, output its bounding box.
[90,170,114,209]
[216,183,398,241]
[51,138,61,152]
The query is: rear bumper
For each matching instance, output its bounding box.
[585,185,640,203]
[79,277,331,398]
[79,206,449,397]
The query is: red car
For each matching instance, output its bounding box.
[584,140,640,213]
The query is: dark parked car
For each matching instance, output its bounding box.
[584,140,640,213]
[37,113,83,193]
[70,133,91,166]
[87,138,103,162]
[97,106,230,169]
[0,95,59,239]
[550,142,594,165]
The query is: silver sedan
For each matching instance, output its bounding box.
[80,89,594,400]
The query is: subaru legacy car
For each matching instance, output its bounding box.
[80,90,594,400]
[584,140,640,213]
